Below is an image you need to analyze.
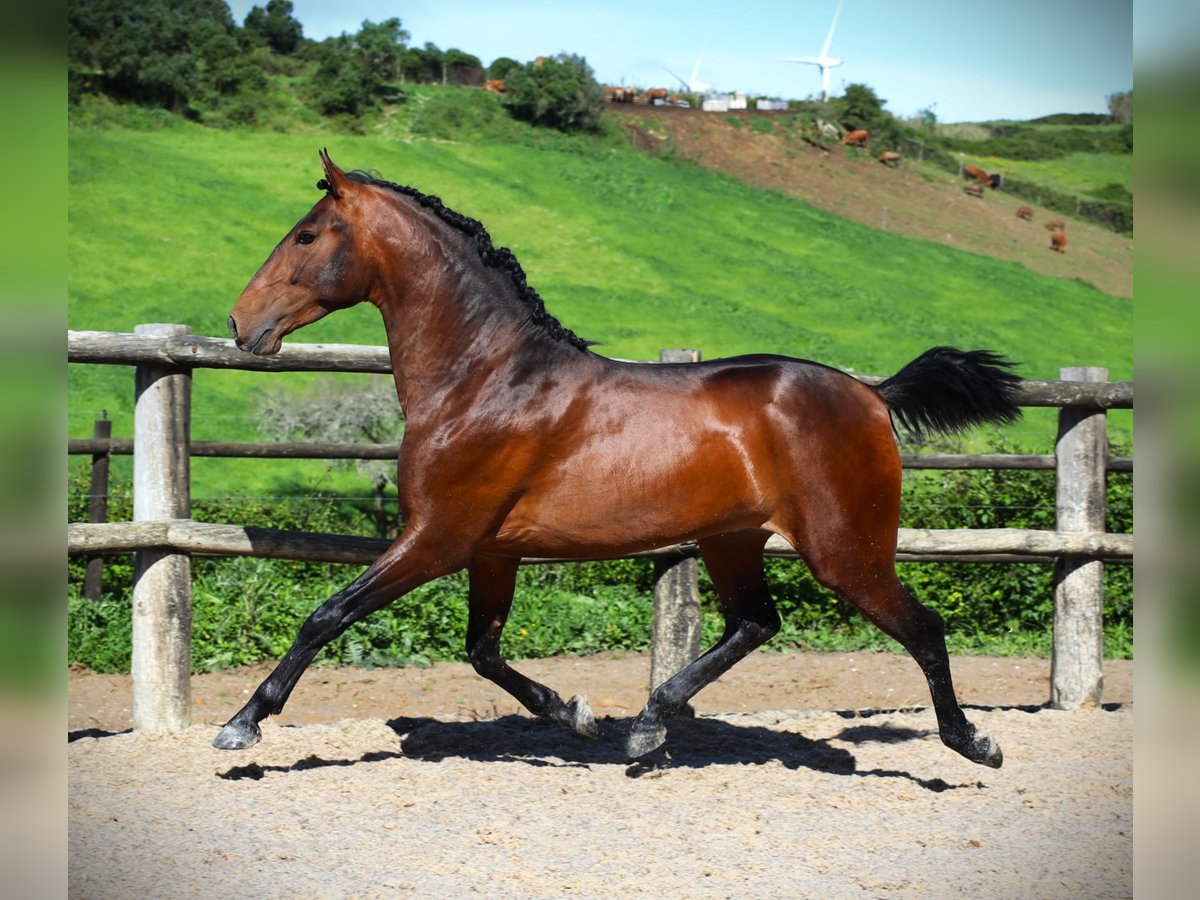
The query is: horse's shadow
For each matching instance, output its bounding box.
[213,713,987,792]
[390,713,856,774]
[383,713,975,791]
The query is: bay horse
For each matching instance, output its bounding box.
[216,150,1021,769]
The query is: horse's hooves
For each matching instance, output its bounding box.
[625,721,667,760]
[565,695,599,740]
[970,734,1004,769]
[955,729,1003,769]
[212,721,262,751]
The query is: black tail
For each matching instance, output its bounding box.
[876,346,1022,437]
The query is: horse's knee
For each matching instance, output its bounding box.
[467,639,501,678]
[736,606,781,648]
[755,605,782,641]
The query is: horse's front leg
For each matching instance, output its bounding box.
[212,525,471,750]
[465,554,598,739]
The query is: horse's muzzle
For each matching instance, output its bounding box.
[227,314,277,355]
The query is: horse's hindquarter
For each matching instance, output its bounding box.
[486,356,896,559]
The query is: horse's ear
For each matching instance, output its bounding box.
[317,148,350,200]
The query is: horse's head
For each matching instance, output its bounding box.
[228,150,376,356]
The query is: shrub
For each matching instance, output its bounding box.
[501,53,606,133]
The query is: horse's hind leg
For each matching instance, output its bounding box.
[465,554,597,739]
[626,531,780,759]
[804,548,1003,769]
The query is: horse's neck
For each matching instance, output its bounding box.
[372,210,565,417]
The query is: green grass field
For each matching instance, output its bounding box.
[970,151,1131,197]
[68,119,1132,499]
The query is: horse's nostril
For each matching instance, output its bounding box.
[227,315,239,341]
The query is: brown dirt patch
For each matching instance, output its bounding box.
[68,649,1131,734]
[611,106,1132,300]
[69,652,1132,897]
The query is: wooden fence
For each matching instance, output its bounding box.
[67,326,1134,732]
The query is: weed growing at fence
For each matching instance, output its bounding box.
[67,443,1133,673]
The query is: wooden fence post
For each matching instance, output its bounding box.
[83,416,111,601]
[649,349,703,692]
[1051,366,1108,709]
[650,552,702,692]
[132,324,193,732]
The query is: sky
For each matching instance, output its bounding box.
[225,0,1134,123]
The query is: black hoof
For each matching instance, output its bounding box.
[565,695,599,739]
[948,726,1003,769]
[625,720,667,760]
[967,732,1003,769]
[212,720,262,751]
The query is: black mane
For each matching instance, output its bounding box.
[332,171,593,351]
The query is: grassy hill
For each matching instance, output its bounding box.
[609,106,1133,299]
[67,106,1132,500]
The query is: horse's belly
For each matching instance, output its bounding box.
[488,444,771,558]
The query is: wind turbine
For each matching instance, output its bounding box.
[664,49,710,94]
[779,0,844,101]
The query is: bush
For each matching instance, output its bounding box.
[408,88,521,142]
[501,53,606,133]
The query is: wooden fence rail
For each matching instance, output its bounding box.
[67,519,1134,565]
[66,437,1134,472]
[67,328,1134,732]
[68,329,1135,407]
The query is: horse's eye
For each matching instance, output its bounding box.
[296,231,316,245]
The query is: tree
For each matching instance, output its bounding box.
[835,82,904,150]
[399,42,445,84]
[487,57,521,80]
[501,53,606,132]
[837,82,886,131]
[68,0,258,116]
[69,0,224,108]
[243,0,304,55]
[1106,90,1132,124]
[306,19,410,116]
[913,104,938,132]
[308,35,369,115]
[355,17,409,84]
[443,48,483,85]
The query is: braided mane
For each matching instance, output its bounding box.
[321,172,592,351]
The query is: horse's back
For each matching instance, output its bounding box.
[611,353,886,427]
[486,353,897,558]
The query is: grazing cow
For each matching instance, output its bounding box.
[1015,205,1033,221]
[643,87,669,105]
[963,183,984,198]
[960,164,988,186]
[1044,219,1065,231]
[1050,230,1068,253]
[842,129,870,147]
[877,151,902,167]
[963,165,1002,189]
[483,79,506,94]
